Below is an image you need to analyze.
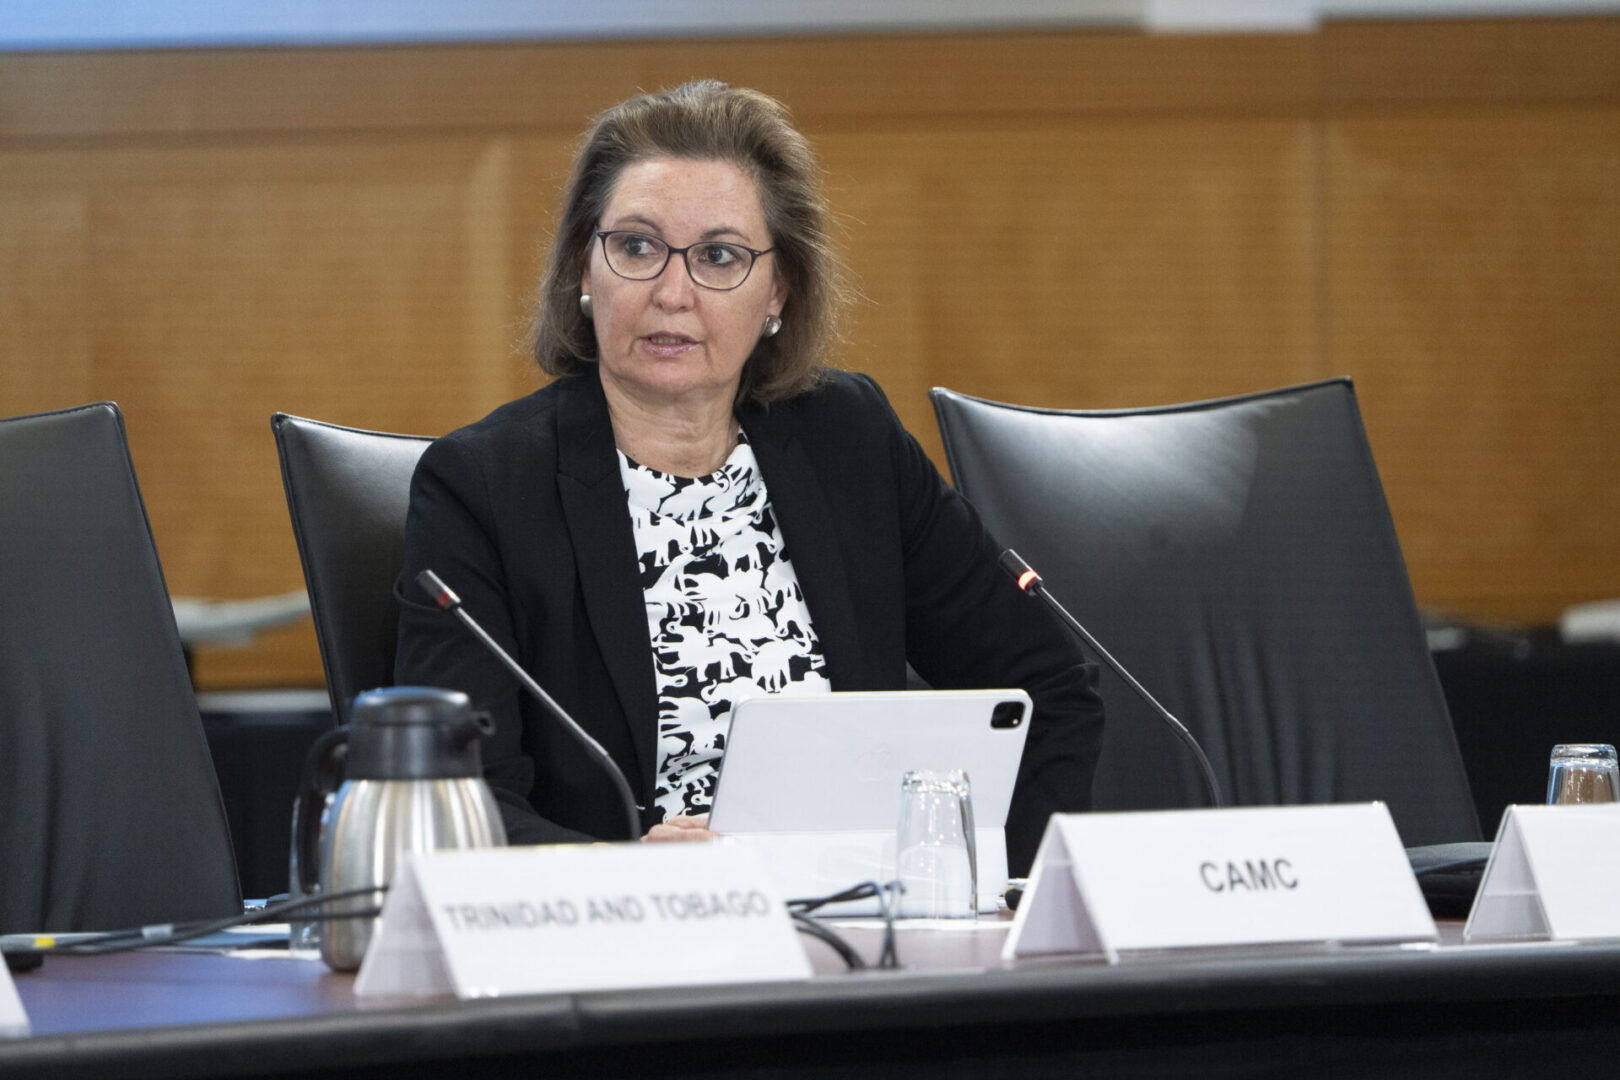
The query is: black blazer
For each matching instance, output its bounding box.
[395,367,1103,875]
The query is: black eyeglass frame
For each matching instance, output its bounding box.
[594,230,775,291]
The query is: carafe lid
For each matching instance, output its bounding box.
[345,686,491,780]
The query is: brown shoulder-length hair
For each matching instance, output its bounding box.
[530,80,846,407]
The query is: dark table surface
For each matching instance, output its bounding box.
[9,921,1620,1080]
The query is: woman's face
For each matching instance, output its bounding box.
[582,156,786,414]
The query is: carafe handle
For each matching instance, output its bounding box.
[293,726,350,896]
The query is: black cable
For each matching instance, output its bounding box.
[787,881,884,915]
[24,886,391,956]
[786,881,901,970]
[40,878,919,965]
[791,913,866,970]
[873,881,899,970]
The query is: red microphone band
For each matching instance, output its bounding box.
[414,570,461,612]
[1017,569,1039,592]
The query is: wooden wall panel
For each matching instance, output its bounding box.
[1327,107,1620,622]
[822,116,1321,467]
[1324,17,1620,107]
[1,19,1617,687]
[0,192,90,410]
[0,33,1315,138]
[0,137,560,685]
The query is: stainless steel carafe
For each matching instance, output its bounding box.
[293,686,506,971]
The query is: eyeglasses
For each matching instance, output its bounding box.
[595,230,774,291]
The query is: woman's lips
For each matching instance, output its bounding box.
[640,332,698,358]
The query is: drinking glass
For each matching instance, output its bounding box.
[895,769,977,920]
[1546,744,1620,805]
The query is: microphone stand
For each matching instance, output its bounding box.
[999,549,1225,809]
[417,569,643,841]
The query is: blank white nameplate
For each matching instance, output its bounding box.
[1465,804,1620,943]
[355,843,812,998]
[0,962,28,1038]
[1002,803,1436,964]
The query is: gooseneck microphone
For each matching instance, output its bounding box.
[999,549,1225,809]
[416,569,643,841]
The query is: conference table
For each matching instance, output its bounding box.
[8,918,1620,1078]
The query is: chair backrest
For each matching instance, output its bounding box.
[0,402,242,932]
[930,379,1481,846]
[272,413,432,723]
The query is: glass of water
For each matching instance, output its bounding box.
[1546,743,1620,805]
[895,769,977,920]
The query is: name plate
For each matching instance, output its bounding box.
[1465,804,1620,943]
[1002,803,1436,963]
[0,962,27,1038]
[355,842,812,998]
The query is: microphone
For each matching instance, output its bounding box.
[416,569,643,841]
[999,549,1225,809]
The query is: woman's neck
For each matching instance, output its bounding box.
[603,383,738,478]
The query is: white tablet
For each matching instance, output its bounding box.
[708,689,1033,913]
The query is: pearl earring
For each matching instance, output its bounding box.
[579,294,594,318]
[762,314,783,338]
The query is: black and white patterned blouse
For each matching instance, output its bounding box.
[618,434,830,824]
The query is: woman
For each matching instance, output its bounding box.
[394,80,1103,875]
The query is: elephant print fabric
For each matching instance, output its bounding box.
[618,433,830,825]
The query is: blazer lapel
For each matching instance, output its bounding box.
[554,371,658,804]
[743,403,867,689]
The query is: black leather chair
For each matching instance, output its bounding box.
[0,402,242,932]
[930,379,1481,847]
[271,414,432,723]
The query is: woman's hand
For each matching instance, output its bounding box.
[642,813,721,843]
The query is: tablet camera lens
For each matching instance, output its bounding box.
[991,702,1024,729]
